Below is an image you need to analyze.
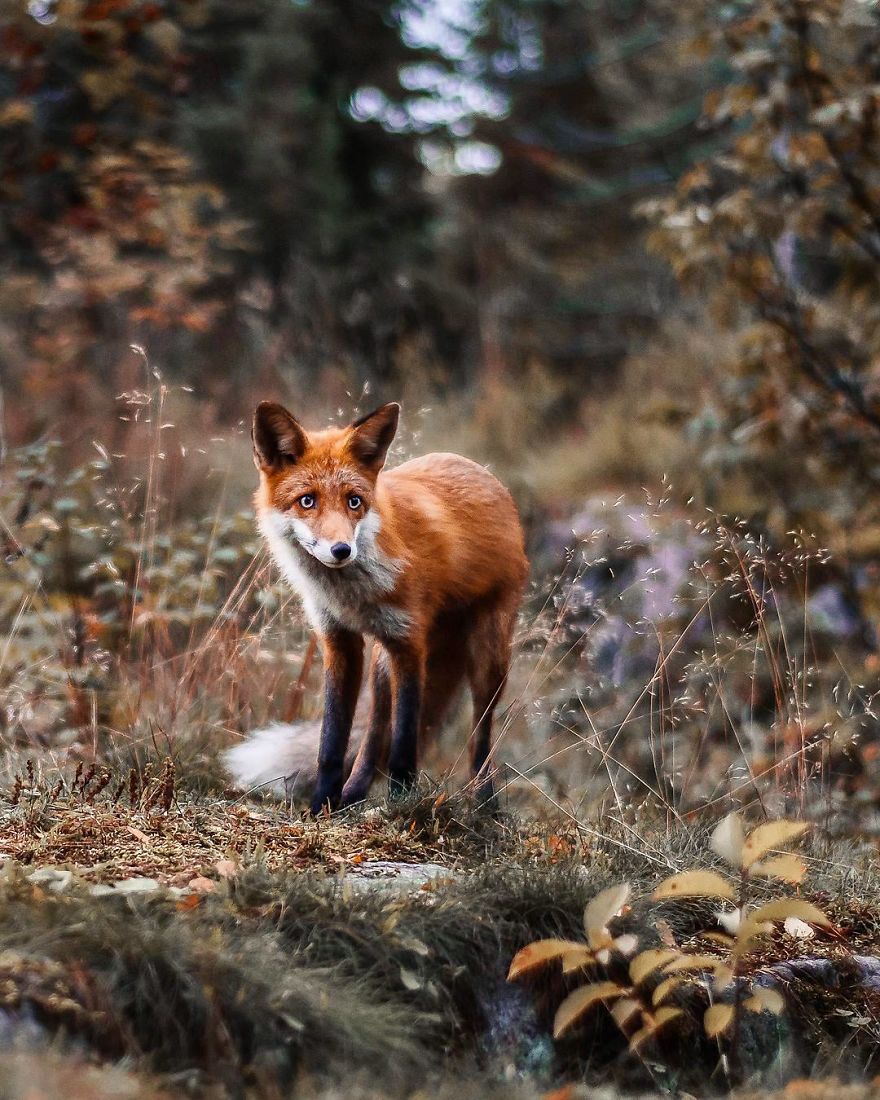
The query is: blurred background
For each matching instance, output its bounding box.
[4,0,880,818]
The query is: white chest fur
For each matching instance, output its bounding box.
[258,508,411,640]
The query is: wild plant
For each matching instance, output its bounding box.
[508,812,830,1073]
[0,362,302,789]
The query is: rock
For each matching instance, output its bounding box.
[27,868,74,893]
[88,884,117,898]
[89,877,161,897]
[343,861,456,893]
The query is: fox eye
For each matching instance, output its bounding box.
[348,494,362,510]
[298,494,316,510]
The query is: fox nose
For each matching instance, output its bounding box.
[330,542,351,561]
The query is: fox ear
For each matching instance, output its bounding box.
[349,402,400,472]
[252,402,308,471]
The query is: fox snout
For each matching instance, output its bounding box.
[309,536,357,568]
[290,521,359,568]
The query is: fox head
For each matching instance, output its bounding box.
[252,400,400,570]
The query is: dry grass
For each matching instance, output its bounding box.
[0,780,512,885]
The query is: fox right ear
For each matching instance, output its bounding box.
[252,402,308,471]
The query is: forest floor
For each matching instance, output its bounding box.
[1,779,880,1100]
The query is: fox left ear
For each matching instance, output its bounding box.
[349,402,400,472]
[252,401,309,471]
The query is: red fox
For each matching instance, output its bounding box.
[225,400,529,813]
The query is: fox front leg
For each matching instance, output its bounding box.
[311,629,364,813]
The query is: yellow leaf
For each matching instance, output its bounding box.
[736,900,830,959]
[507,939,586,980]
[704,1003,735,1038]
[733,922,774,957]
[700,932,736,947]
[652,976,683,1006]
[662,953,724,974]
[553,982,626,1038]
[741,821,808,869]
[743,987,784,1015]
[653,870,736,901]
[629,1007,683,1050]
[750,853,806,884]
[710,812,745,868]
[584,883,631,937]
[561,946,595,974]
[745,899,831,931]
[629,949,679,986]
[655,1006,684,1028]
[611,997,642,1029]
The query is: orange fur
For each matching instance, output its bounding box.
[250,400,528,812]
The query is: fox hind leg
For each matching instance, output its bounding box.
[387,644,424,797]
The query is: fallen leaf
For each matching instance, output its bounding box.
[399,968,422,991]
[783,916,815,940]
[175,893,202,911]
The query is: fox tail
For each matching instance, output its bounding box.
[222,714,365,797]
